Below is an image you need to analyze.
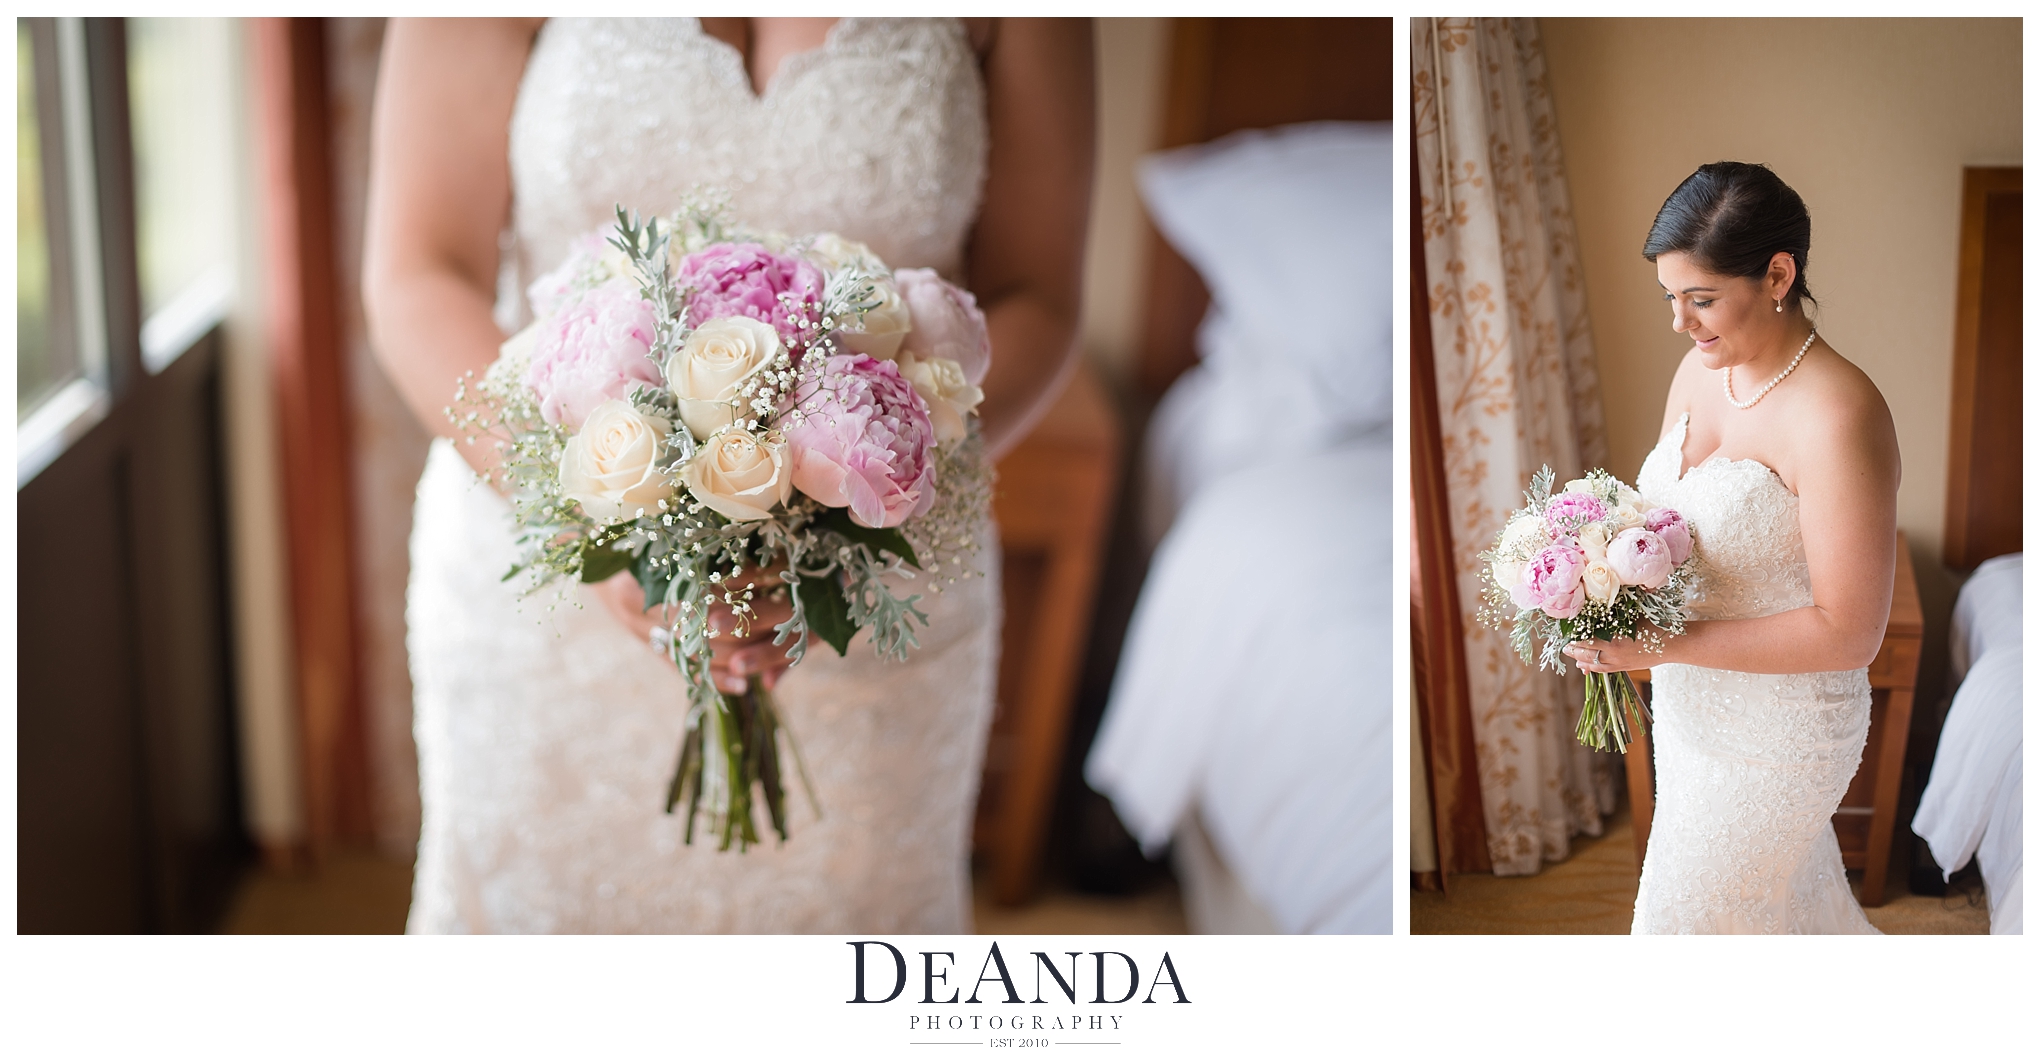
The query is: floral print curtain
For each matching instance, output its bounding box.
[1412,18,1613,874]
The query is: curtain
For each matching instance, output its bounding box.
[1411,138,1489,882]
[1412,18,1613,875]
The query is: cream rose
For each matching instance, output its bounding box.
[560,400,677,522]
[837,278,912,361]
[895,352,984,444]
[805,232,886,274]
[1492,558,1526,590]
[680,429,792,522]
[1581,556,1622,605]
[1606,502,1648,531]
[665,316,781,440]
[1577,521,1613,564]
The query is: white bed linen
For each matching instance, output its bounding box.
[1090,120,1392,934]
[1913,553,2023,934]
[1086,436,1392,934]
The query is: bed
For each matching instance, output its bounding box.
[1082,30,1393,931]
[1913,553,2023,934]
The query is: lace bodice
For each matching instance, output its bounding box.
[1629,412,1878,934]
[405,18,1000,933]
[1636,412,1811,621]
[507,17,988,320]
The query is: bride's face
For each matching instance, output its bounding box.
[1655,251,1769,370]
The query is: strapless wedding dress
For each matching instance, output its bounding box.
[1631,413,1880,934]
[405,17,997,933]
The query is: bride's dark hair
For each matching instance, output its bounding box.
[1642,161,1815,312]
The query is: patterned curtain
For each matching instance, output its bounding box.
[1412,18,1613,875]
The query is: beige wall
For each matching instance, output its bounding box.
[1542,17,2020,690]
[1080,18,1170,386]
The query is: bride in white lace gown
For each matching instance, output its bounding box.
[1564,163,1899,934]
[362,18,1092,932]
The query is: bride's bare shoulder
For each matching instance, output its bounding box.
[1793,341,1899,475]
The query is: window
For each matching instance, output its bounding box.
[19,25,56,412]
[16,18,111,483]
[127,17,238,371]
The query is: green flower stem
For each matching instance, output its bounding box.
[1576,670,1651,754]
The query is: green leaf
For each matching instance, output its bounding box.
[796,570,858,657]
[579,539,633,583]
[632,548,680,611]
[814,507,921,569]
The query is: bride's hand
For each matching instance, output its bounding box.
[593,566,797,694]
[591,573,674,648]
[1564,634,1666,674]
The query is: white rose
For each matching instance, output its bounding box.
[895,352,984,444]
[666,316,781,440]
[560,400,677,522]
[837,278,912,361]
[1606,503,1648,531]
[1581,556,1622,605]
[805,232,886,275]
[1499,511,1549,554]
[680,429,792,522]
[1563,478,1598,496]
[1577,521,1613,564]
[1492,558,1526,590]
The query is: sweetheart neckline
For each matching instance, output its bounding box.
[1657,412,1796,498]
[690,16,860,103]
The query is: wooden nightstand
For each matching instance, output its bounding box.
[1621,532,1924,905]
[972,359,1123,905]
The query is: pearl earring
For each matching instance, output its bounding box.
[1775,299,1784,313]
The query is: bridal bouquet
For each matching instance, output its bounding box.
[1476,467,1696,753]
[454,198,992,849]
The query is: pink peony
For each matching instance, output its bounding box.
[524,282,662,428]
[1544,491,1608,536]
[1645,507,1693,565]
[1526,541,1586,619]
[783,354,936,529]
[895,268,992,386]
[675,242,825,355]
[1608,527,1674,589]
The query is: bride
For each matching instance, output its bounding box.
[1564,162,1900,934]
[361,18,1091,932]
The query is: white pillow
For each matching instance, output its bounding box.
[1138,121,1392,430]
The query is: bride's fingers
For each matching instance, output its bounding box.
[711,641,792,692]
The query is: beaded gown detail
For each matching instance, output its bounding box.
[1631,413,1880,934]
[405,17,997,933]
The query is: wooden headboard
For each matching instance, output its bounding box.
[1135,17,1393,401]
[1943,166,2022,571]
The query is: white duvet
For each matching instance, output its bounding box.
[1913,553,2023,934]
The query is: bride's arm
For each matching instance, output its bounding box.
[966,19,1096,460]
[361,18,543,478]
[1574,370,1901,675]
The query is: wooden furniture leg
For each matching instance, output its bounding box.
[1838,534,1923,907]
[975,361,1122,905]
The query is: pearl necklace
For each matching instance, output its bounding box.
[1723,329,1816,409]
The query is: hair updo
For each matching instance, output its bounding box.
[1642,161,1815,312]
